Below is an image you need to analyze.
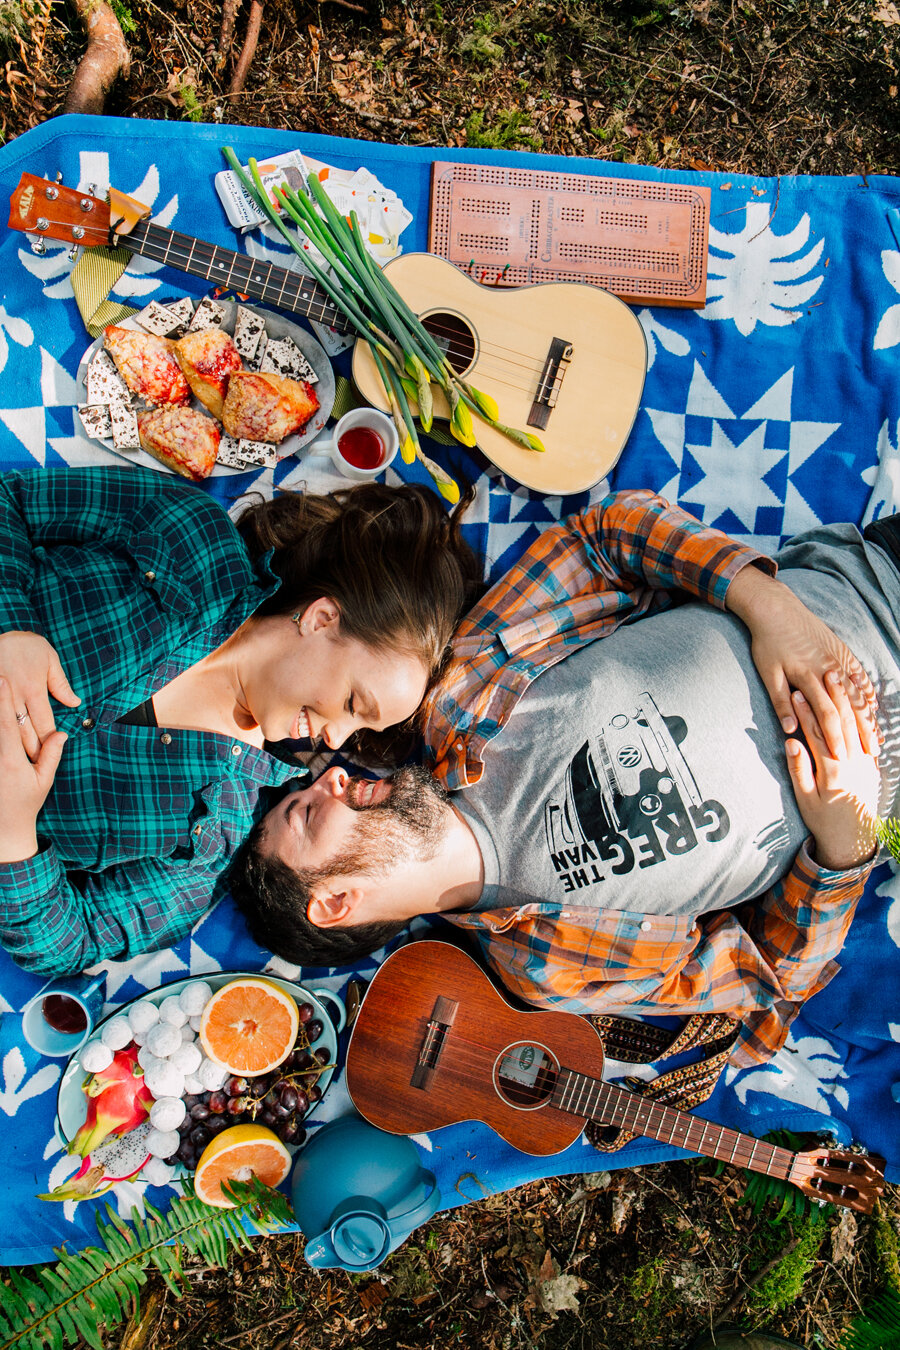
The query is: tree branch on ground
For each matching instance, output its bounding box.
[63,0,131,114]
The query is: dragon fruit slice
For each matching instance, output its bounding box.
[39,1123,153,1203]
[70,1044,154,1158]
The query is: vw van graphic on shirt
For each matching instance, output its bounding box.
[544,693,730,893]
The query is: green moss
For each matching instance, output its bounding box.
[872,1213,900,1293]
[177,83,204,123]
[465,108,541,150]
[750,1213,827,1314]
[621,1255,680,1337]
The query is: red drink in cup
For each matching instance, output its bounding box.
[42,993,88,1035]
[337,426,385,471]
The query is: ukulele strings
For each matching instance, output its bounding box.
[130,226,568,400]
[408,1029,802,1176]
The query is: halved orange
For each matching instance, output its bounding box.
[194,1124,291,1208]
[199,978,299,1077]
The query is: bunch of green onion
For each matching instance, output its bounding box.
[222,147,544,503]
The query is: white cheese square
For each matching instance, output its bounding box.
[233,306,267,363]
[78,404,113,439]
[163,297,195,332]
[86,350,130,406]
[215,434,249,469]
[188,297,227,333]
[238,438,278,468]
[259,335,318,384]
[135,300,185,337]
[110,402,141,450]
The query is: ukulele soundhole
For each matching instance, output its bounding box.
[421,312,476,376]
[494,1042,559,1110]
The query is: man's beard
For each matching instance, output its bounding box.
[331,766,451,879]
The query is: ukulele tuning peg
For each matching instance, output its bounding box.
[67,244,80,262]
[28,235,47,256]
[54,171,63,183]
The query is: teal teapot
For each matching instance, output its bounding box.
[291,1117,440,1271]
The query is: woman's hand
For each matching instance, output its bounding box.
[785,675,880,871]
[726,566,880,760]
[0,676,67,863]
[0,631,80,761]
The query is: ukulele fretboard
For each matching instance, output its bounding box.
[128,220,352,334]
[553,1068,795,1179]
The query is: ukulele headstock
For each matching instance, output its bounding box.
[7,174,111,249]
[789,1149,886,1214]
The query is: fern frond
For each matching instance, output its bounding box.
[875,816,900,865]
[838,1288,900,1350]
[0,1177,293,1350]
[738,1130,832,1219]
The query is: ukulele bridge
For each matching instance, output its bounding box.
[410,994,458,1090]
[528,337,572,430]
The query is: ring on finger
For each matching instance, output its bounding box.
[15,709,29,725]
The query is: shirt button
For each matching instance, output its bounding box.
[456,741,464,751]
[231,744,242,757]
[640,920,652,931]
[81,717,94,730]
[194,824,202,835]
[160,733,172,746]
[144,570,156,582]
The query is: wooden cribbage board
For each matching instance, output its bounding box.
[428,161,711,308]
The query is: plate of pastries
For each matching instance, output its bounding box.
[75,295,335,480]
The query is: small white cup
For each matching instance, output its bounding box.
[317,408,399,481]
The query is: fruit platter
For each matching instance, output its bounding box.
[53,973,342,1208]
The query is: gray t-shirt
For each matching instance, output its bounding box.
[457,526,900,917]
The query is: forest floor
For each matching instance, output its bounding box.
[2,0,900,1346]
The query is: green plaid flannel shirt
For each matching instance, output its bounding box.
[0,468,304,975]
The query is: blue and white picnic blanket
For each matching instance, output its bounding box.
[0,115,898,1265]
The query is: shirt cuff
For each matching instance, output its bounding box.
[0,843,61,918]
[794,837,875,892]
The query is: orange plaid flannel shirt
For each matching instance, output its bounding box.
[423,490,873,1065]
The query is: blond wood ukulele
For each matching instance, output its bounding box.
[345,942,885,1214]
[7,173,647,495]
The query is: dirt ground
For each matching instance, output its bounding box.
[2,0,900,1347]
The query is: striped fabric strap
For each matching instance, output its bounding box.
[71,246,140,337]
[584,1012,741,1153]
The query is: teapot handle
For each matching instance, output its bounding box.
[388,1170,441,1234]
[308,987,346,1034]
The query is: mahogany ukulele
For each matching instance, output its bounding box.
[7,173,647,496]
[345,941,885,1214]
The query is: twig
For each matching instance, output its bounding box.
[229,0,264,94]
[712,1236,800,1327]
[63,0,131,114]
[218,0,243,69]
[219,1307,300,1346]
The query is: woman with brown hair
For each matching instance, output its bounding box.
[0,465,479,975]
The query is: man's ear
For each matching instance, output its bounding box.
[299,597,341,635]
[307,884,367,929]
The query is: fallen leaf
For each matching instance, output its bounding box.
[831,1210,858,1265]
[873,0,899,23]
[564,98,584,124]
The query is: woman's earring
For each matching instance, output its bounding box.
[292,612,308,637]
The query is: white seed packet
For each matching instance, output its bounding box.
[110,402,141,450]
[78,404,113,439]
[86,350,130,406]
[238,438,278,468]
[135,299,186,337]
[187,296,227,332]
[233,305,267,363]
[259,335,318,384]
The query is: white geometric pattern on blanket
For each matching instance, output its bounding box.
[702,204,826,336]
[0,1047,60,1117]
[0,304,33,376]
[637,309,691,371]
[725,1028,850,1116]
[874,249,900,351]
[861,418,900,524]
[17,154,178,303]
[647,361,839,551]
